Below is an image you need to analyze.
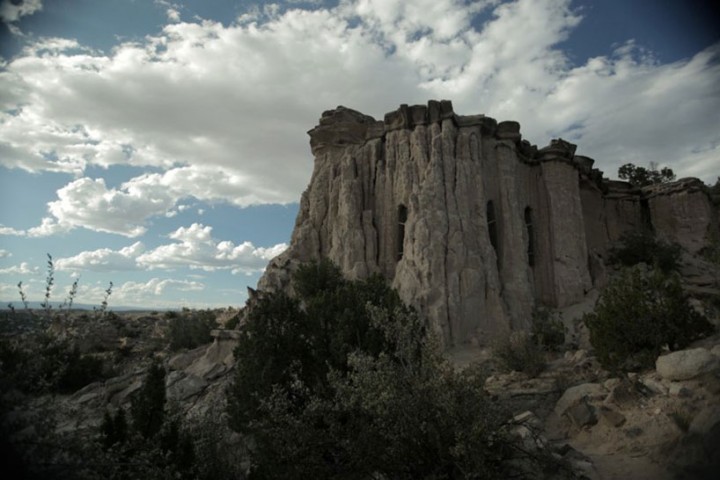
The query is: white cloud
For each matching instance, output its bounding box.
[0,0,42,23]
[114,277,204,298]
[37,177,175,237]
[26,216,71,237]
[166,8,180,22]
[0,224,25,236]
[0,262,38,275]
[0,0,718,229]
[49,224,286,274]
[55,242,145,272]
[154,0,181,22]
[137,223,287,274]
[0,249,11,258]
[74,277,204,306]
[26,164,290,237]
[1,282,19,299]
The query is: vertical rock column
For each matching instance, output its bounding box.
[541,159,592,306]
[495,141,535,329]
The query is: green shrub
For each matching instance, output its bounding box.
[168,310,216,350]
[0,335,105,394]
[531,307,566,351]
[228,260,565,479]
[55,346,104,393]
[493,331,546,377]
[131,358,166,439]
[224,313,240,330]
[618,162,675,187]
[101,407,128,450]
[584,266,714,372]
[702,232,720,265]
[607,229,681,273]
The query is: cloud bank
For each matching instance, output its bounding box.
[1,0,718,237]
[54,223,287,274]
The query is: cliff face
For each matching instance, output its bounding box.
[259,101,719,347]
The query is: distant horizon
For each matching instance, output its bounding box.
[1,300,239,312]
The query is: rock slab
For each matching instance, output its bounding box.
[656,348,719,381]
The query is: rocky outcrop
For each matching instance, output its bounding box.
[644,178,718,254]
[259,101,719,347]
[656,347,720,381]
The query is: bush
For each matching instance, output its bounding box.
[131,358,166,439]
[101,407,128,450]
[618,162,675,187]
[607,229,681,273]
[168,310,216,350]
[228,260,566,479]
[493,331,546,377]
[0,335,105,394]
[584,266,714,372]
[531,307,566,351]
[55,346,105,393]
[227,260,404,434]
[702,232,720,265]
[224,313,240,330]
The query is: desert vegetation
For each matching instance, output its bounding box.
[226,260,569,479]
[1,252,718,479]
[584,265,714,372]
[492,308,566,377]
[617,162,676,187]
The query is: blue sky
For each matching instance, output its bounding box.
[0,0,718,309]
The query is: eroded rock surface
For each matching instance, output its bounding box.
[259,101,719,347]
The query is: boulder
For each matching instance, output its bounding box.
[689,405,720,436]
[711,344,720,358]
[640,375,669,396]
[555,383,606,417]
[668,383,691,397]
[168,345,207,371]
[566,401,597,427]
[167,373,207,401]
[656,348,720,381]
[598,405,626,427]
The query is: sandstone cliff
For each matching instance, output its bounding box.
[259,101,719,347]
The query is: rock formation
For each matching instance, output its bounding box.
[259,100,719,347]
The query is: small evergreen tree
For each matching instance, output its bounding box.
[101,407,127,450]
[607,229,681,273]
[618,162,676,187]
[228,260,568,479]
[131,358,166,439]
[584,266,714,371]
[168,309,216,350]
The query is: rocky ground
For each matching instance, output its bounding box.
[2,274,720,479]
[468,286,720,480]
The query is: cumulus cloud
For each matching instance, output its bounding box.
[115,277,204,297]
[137,223,287,274]
[0,0,718,238]
[26,216,71,237]
[55,242,145,271]
[27,165,289,237]
[74,277,204,307]
[51,223,286,273]
[0,249,10,258]
[0,224,25,236]
[0,0,42,23]
[154,0,181,22]
[0,262,38,275]
[37,177,175,237]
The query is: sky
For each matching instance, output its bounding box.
[0,0,718,310]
